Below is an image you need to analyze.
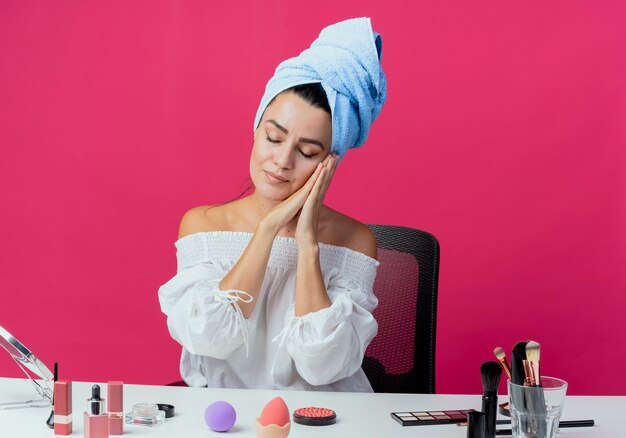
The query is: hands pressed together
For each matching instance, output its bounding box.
[263,153,338,247]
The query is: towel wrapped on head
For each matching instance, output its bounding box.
[253,17,387,159]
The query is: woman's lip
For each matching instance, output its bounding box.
[264,171,288,183]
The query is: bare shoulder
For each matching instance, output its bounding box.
[321,208,378,260]
[178,204,229,239]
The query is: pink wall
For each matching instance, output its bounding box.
[1,1,624,396]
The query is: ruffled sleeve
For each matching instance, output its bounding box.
[277,249,379,386]
[158,234,247,359]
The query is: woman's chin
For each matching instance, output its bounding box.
[256,186,292,202]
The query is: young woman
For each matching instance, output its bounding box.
[159,17,386,392]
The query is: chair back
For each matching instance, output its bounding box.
[362,224,440,393]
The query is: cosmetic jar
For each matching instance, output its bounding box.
[124,403,165,427]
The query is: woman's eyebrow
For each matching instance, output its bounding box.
[299,137,325,150]
[266,119,288,134]
[266,119,326,150]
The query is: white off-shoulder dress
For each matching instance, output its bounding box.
[158,231,379,392]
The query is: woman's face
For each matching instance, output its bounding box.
[250,91,332,201]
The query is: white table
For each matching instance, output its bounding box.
[0,377,623,437]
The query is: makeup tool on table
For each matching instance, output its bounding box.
[493,347,513,417]
[46,362,59,428]
[256,396,290,438]
[508,340,531,435]
[157,403,174,418]
[87,384,105,415]
[123,391,172,428]
[125,403,166,427]
[493,347,512,380]
[458,419,595,428]
[481,361,502,438]
[107,381,123,435]
[523,342,541,387]
[506,340,582,438]
[0,325,54,409]
[392,340,594,437]
[391,409,476,425]
[293,407,336,426]
[502,341,548,437]
[467,411,485,438]
[522,341,547,437]
[84,384,108,438]
[510,341,528,387]
[205,401,237,432]
[494,419,596,435]
[53,380,72,435]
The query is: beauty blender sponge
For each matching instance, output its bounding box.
[258,397,289,427]
[256,397,290,438]
[205,401,236,432]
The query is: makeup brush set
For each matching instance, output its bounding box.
[392,340,594,438]
[493,341,545,424]
[489,340,593,437]
[494,340,542,391]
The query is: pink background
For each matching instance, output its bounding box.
[1,1,624,396]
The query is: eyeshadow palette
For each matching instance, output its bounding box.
[391,409,476,426]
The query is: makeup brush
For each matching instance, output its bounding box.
[493,347,512,379]
[523,341,547,438]
[511,341,528,386]
[524,341,541,387]
[510,342,531,436]
[481,361,502,438]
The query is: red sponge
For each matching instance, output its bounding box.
[259,397,290,427]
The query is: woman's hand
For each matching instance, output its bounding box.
[221,162,326,318]
[295,153,338,246]
[260,161,325,235]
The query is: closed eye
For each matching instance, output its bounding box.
[299,150,315,159]
[266,136,281,144]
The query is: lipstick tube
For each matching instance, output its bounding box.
[53,380,72,435]
[108,381,123,435]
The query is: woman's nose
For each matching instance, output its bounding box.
[273,144,294,169]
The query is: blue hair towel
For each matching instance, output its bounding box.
[253,17,387,159]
